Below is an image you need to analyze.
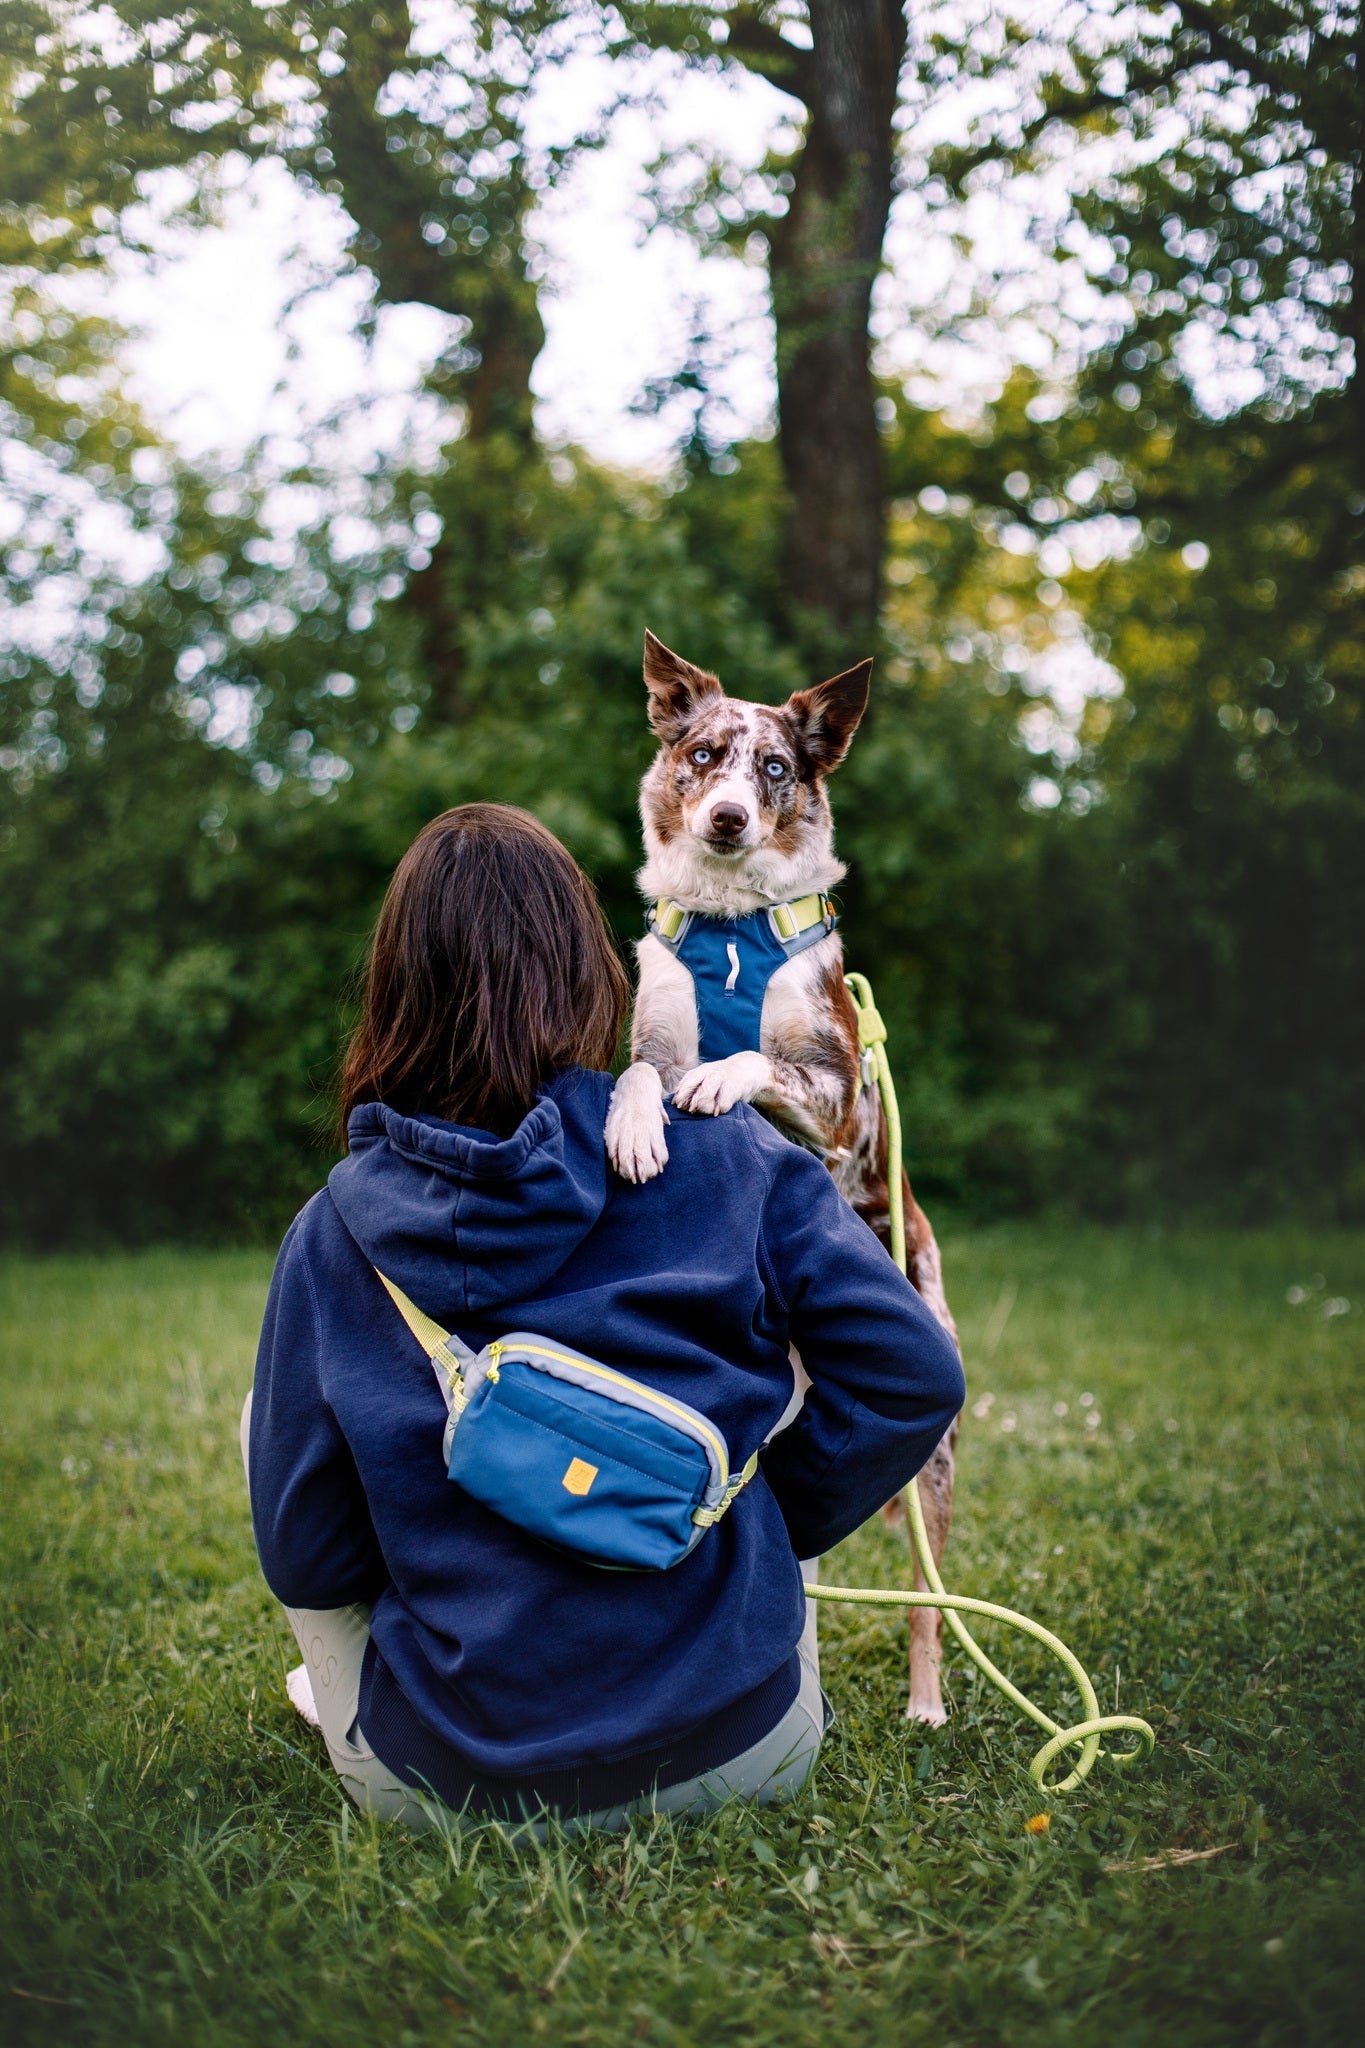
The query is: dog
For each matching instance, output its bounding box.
[604,630,962,1724]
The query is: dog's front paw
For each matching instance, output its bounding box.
[605,1064,670,1183]
[673,1051,770,1118]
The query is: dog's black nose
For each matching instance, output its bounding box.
[709,802,749,837]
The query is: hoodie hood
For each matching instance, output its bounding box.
[327,1067,614,1318]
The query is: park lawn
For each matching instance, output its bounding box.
[0,1229,1361,2048]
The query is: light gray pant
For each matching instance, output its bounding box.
[240,1391,824,1832]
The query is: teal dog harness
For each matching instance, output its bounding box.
[645,892,837,1062]
[375,1272,760,1572]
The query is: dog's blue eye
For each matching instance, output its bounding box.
[690,747,711,765]
[764,758,786,778]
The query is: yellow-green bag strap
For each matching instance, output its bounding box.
[374,1269,472,1416]
[375,1268,757,1525]
[691,1447,761,1527]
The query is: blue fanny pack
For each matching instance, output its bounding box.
[376,1271,759,1571]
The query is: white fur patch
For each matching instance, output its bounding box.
[758,931,841,1040]
[638,834,845,918]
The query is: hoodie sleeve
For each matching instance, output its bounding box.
[754,1137,965,1560]
[248,1218,389,1610]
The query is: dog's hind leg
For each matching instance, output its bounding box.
[901,1190,961,1723]
[903,1187,959,1349]
[841,1111,964,1724]
[906,1414,959,1724]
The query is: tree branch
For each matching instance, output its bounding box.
[931,86,1122,187]
[725,12,815,104]
[1169,1,1308,103]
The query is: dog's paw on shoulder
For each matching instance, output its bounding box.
[605,1064,670,1183]
[673,1050,769,1118]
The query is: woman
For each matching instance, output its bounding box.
[244,803,964,1829]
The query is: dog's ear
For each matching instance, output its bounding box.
[784,659,872,774]
[643,629,721,741]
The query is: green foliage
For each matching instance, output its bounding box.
[0,2,592,433]
[1065,508,1365,1215]
[1,1229,1362,2042]
[3,418,1361,1239]
[0,439,805,1241]
[0,0,1360,1239]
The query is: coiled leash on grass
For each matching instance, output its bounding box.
[803,974,1155,1795]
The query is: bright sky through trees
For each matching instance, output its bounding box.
[78,1,1349,483]
[93,40,778,470]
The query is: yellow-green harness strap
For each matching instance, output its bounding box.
[813,974,1155,1794]
[651,890,833,948]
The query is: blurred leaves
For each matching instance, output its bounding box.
[0,0,1360,1240]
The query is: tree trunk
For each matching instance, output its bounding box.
[768,0,905,649]
[312,7,545,719]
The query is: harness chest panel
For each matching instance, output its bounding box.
[646,894,837,1064]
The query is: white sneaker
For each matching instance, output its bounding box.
[285,1663,321,1728]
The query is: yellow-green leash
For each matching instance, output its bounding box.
[800,973,1154,1795]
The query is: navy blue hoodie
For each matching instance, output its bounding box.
[248,1067,964,1814]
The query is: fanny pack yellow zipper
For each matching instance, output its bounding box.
[374,1270,758,1530]
[484,1340,730,1484]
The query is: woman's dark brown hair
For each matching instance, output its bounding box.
[338,804,630,1142]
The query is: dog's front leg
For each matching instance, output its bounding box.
[676,1049,856,1147]
[606,938,696,1183]
[750,1051,859,1155]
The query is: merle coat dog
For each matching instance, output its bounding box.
[605,631,963,1724]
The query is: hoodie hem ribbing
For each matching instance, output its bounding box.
[357,1642,801,1822]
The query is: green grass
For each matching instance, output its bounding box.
[1,1230,1362,2047]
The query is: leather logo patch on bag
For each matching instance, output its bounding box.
[561,1457,598,1497]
